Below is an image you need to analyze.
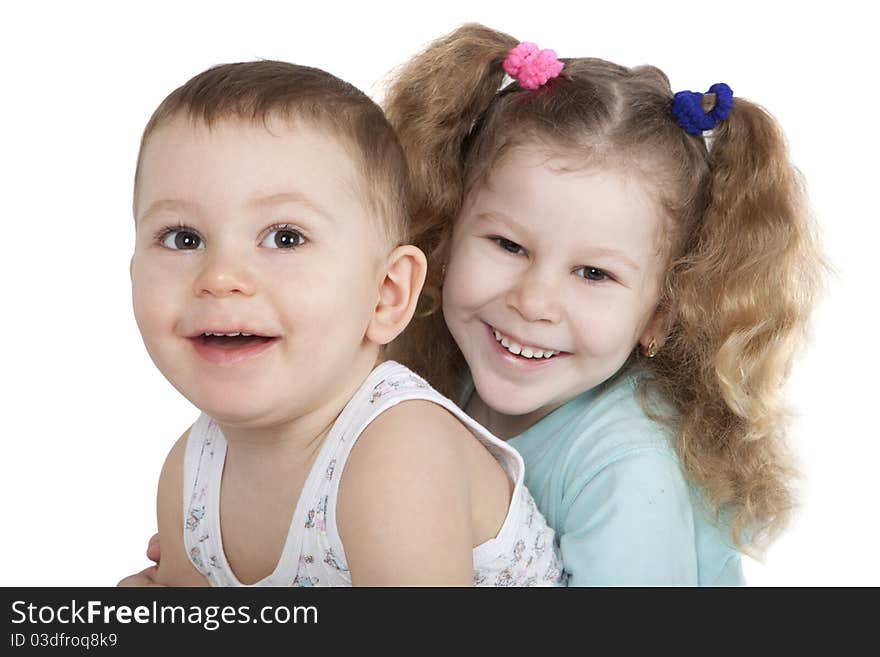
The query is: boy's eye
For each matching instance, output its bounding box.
[261,227,305,249]
[492,237,526,255]
[161,230,204,251]
[574,266,610,282]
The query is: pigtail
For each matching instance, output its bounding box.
[656,98,825,552]
[383,24,518,397]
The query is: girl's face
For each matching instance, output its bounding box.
[443,144,669,425]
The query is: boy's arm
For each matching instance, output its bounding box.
[337,401,474,586]
[154,429,209,587]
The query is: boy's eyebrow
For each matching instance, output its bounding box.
[138,199,200,224]
[476,210,641,273]
[248,191,335,223]
[136,193,336,228]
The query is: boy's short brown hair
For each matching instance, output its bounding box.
[134,60,409,247]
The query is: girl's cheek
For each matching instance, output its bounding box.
[442,272,471,315]
[444,254,499,314]
[568,299,627,353]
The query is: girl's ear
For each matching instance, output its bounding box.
[366,245,428,346]
[639,304,675,352]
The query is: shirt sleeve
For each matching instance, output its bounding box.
[560,447,699,586]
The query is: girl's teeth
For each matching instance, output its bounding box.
[492,326,558,359]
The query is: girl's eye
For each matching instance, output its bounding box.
[492,237,526,255]
[160,229,204,250]
[261,227,305,249]
[574,266,610,282]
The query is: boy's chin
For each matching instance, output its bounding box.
[182,389,279,428]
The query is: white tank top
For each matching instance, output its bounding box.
[182,360,563,586]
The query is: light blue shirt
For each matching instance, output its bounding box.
[467,367,744,586]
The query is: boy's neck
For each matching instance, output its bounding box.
[217,351,382,477]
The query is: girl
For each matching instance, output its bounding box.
[127,60,562,587]
[382,24,824,585]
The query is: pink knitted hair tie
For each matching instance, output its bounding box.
[503,41,564,90]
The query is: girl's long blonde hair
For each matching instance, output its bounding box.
[384,24,825,553]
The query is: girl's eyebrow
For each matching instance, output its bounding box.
[475,209,530,234]
[582,247,641,274]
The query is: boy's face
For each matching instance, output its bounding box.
[131,116,386,426]
[443,144,668,424]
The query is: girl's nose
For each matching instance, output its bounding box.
[505,265,562,324]
[192,249,256,298]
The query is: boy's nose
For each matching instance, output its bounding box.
[193,252,256,298]
[505,265,562,324]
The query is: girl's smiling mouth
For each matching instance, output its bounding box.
[491,326,560,359]
[483,322,569,367]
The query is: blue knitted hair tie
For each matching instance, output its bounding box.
[672,82,734,136]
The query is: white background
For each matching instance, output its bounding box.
[1,0,876,586]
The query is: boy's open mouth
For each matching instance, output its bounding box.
[188,331,280,365]
[195,332,278,350]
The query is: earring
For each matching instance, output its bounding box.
[644,338,658,358]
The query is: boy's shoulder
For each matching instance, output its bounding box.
[356,361,484,456]
[155,427,209,586]
[349,398,478,478]
[336,399,479,584]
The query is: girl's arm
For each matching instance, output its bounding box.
[561,448,701,586]
[117,534,162,587]
[337,400,475,586]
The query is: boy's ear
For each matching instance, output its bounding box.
[366,245,428,346]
